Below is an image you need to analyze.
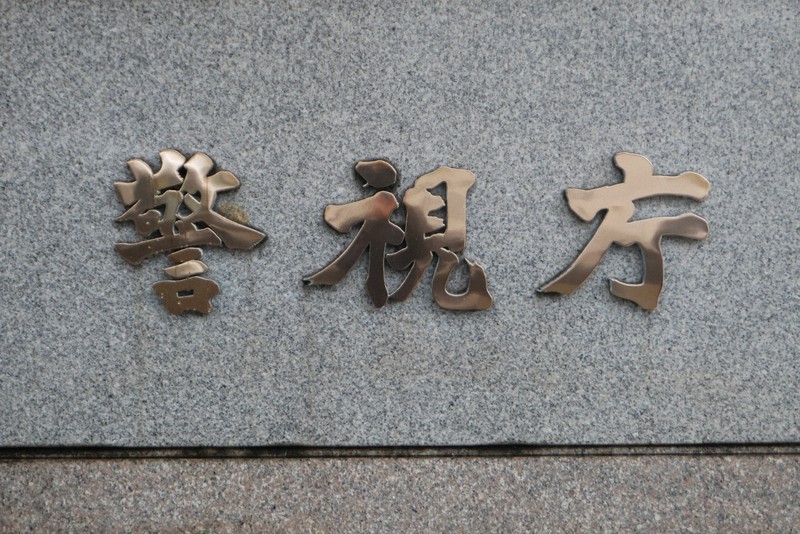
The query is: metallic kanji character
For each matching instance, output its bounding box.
[305,160,492,310]
[114,150,266,315]
[387,167,492,310]
[303,161,404,308]
[540,152,710,310]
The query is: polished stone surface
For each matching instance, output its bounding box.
[2,455,799,532]
[1,0,798,446]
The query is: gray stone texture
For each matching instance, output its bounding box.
[2,455,799,532]
[1,0,798,446]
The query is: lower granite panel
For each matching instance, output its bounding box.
[2,455,798,532]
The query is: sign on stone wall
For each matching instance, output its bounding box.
[1,0,797,447]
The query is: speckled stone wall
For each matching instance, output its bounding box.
[1,0,798,447]
[2,454,799,532]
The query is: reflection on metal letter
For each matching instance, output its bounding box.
[539,152,710,310]
[305,160,492,310]
[114,150,266,315]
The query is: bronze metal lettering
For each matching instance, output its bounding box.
[539,152,710,310]
[114,151,266,315]
[305,160,492,310]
